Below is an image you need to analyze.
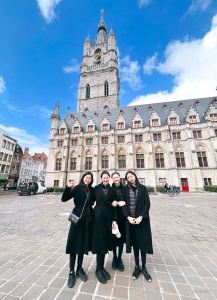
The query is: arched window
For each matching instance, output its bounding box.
[175,147,186,168]
[84,107,89,111]
[155,148,164,168]
[103,105,109,109]
[136,148,144,168]
[85,151,92,170]
[197,147,208,167]
[86,84,90,99]
[104,81,109,96]
[118,149,126,169]
[55,153,62,171]
[70,151,77,170]
[101,150,109,169]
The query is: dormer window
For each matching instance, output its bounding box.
[195,100,200,106]
[210,114,217,121]
[102,124,109,131]
[118,122,124,129]
[134,121,141,128]
[189,115,197,123]
[60,128,65,134]
[74,127,79,133]
[170,117,177,125]
[152,119,159,126]
[88,125,94,132]
[134,107,138,113]
[213,98,217,104]
[107,110,111,116]
[148,106,152,111]
[163,104,167,109]
[179,102,183,108]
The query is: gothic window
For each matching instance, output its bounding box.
[153,134,161,141]
[170,117,177,125]
[197,150,208,167]
[71,139,78,146]
[60,128,65,134]
[210,113,217,121]
[175,152,186,168]
[86,138,93,145]
[102,137,108,144]
[193,131,202,138]
[189,115,197,123]
[134,120,141,128]
[84,107,89,111]
[54,180,59,187]
[70,158,77,170]
[86,84,90,99]
[172,132,181,140]
[204,178,212,185]
[55,158,62,171]
[57,140,63,147]
[88,125,94,132]
[74,127,79,133]
[85,157,92,170]
[118,136,125,143]
[155,148,164,168]
[152,119,159,126]
[118,122,124,129]
[135,134,143,142]
[103,105,109,109]
[104,81,109,96]
[102,151,109,169]
[159,178,166,186]
[118,150,126,168]
[136,149,144,168]
[102,124,109,131]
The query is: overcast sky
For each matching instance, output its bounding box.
[0,0,217,154]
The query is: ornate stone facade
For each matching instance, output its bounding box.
[45,12,217,192]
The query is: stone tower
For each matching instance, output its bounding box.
[77,9,120,112]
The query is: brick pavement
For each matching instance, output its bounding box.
[0,192,216,300]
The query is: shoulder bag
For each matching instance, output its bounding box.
[68,191,89,226]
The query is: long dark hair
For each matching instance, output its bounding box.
[79,172,93,186]
[125,170,139,185]
[111,171,120,178]
[101,170,110,178]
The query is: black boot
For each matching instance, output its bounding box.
[117,258,124,272]
[76,267,87,282]
[102,268,111,280]
[132,266,141,279]
[112,256,118,270]
[67,271,75,288]
[95,269,107,284]
[142,266,152,282]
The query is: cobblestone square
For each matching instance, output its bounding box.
[0,192,216,299]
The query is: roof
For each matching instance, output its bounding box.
[3,134,17,143]
[32,152,48,162]
[62,96,217,132]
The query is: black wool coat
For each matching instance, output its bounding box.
[121,183,153,254]
[92,184,117,254]
[112,183,126,246]
[61,185,95,255]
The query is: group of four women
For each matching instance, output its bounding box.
[61,170,153,287]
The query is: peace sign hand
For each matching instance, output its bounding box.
[67,179,78,188]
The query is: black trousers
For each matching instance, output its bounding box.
[112,242,124,258]
[96,254,105,270]
[69,253,84,272]
[133,246,146,267]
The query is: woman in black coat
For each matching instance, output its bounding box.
[61,172,95,288]
[121,170,153,281]
[111,172,126,272]
[92,171,118,284]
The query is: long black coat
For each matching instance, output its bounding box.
[61,185,95,255]
[92,184,117,254]
[121,184,153,254]
[112,183,126,246]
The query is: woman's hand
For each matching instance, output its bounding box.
[127,216,136,224]
[67,179,78,188]
[111,201,118,207]
[117,201,126,207]
[112,221,117,229]
[134,216,143,225]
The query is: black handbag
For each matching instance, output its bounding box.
[68,192,89,226]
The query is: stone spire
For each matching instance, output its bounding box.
[95,9,107,44]
[85,33,91,43]
[51,101,60,119]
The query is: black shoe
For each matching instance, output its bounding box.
[132,266,141,279]
[76,267,87,282]
[117,258,124,272]
[95,269,107,284]
[112,256,118,270]
[102,268,111,280]
[67,271,75,288]
[142,266,152,282]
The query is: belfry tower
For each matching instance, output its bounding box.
[77,9,120,112]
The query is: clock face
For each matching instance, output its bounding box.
[94,49,102,64]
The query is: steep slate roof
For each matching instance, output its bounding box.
[63,96,217,133]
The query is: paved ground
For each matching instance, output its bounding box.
[0,192,217,300]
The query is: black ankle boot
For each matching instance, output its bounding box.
[67,271,75,288]
[142,266,152,282]
[112,256,118,270]
[76,267,87,282]
[117,258,124,272]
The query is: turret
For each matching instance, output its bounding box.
[83,34,91,56]
[50,102,61,138]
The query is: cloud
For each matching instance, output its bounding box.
[63,58,80,73]
[0,76,6,93]
[143,53,158,75]
[139,0,152,8]
[0,124,49,155]
[119,55,143,91]
[186,0,212,16]
[37,0,63,23]
[130,14,217,106]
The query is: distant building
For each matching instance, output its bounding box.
[0,133,17,187]
[9,144,23,188]
[19,148,47,183]
[45,11,217,192]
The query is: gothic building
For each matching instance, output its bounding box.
[45,11,217,192]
